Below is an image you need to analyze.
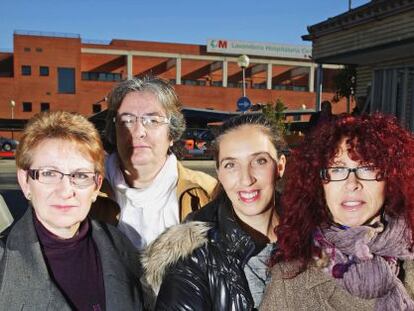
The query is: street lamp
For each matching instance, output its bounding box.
[237,54,250,97]
[10,100,15,119]
[10,100,15,140]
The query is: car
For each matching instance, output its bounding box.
[0,137,19,152]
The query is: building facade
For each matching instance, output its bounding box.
[304,0,414,130]
[0,31,347,136]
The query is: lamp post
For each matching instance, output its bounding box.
[237,54,250,97]
[10,100,15,140]
[10,100,15,119]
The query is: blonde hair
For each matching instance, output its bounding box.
[16,111,105,175]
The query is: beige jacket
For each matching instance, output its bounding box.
[260,260,414,311]
[89,161,217,225]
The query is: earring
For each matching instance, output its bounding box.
[27,193,31,201]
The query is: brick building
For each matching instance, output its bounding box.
[0,30,348,137]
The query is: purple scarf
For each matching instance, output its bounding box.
[314,216,414,311]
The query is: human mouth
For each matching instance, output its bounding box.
[341,200,364,211]
[238,190,260,203]
[51,205,76,211]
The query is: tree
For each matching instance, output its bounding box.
[332,65,356,111]
[261,98,288,134]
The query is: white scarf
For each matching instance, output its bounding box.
[105,153,179,250]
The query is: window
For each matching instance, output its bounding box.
[57,67,75,94]
[40,102,50,111]
[39,66,49,76]
[36,47,43,52]
[92,104,102,113]
[81,71,122,82]
[21,65,31,76]
[22,102,32,112]
[372,66,414,131]
[24,47,31,52]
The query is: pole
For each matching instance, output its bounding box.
[315,64,323,111]
[10,100,15,140]
[242,67,246,97]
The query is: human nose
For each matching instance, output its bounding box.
[132,117,147,138]
[240,164,256,186]
[56,175,76,198]
[344,169,362,191]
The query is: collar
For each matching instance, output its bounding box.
[210,195,267,261]
[176,161,204,195]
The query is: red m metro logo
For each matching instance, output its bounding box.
[217,40,227,48]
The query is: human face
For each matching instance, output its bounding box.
[217,125,286,226]
[17,139,102,239]
[115,91,172,172]
[322,139,385,227]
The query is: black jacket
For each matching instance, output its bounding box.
[147,195,267,310]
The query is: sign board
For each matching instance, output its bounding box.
[237,96,252,112]
[207,39,312,60]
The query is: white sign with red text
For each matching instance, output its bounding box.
[207,39,312,60]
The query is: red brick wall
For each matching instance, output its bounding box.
[0,34,351,139]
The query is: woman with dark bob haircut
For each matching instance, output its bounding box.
[260,113,414,310]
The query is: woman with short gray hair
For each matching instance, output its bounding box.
[91,76,216,250]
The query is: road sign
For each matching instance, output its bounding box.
[236,96,251,112]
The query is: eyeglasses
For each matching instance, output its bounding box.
[320,166,382,182]
[113,114,170,129]
[28,169,98,187]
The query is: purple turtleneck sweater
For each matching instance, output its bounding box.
[34,214,106,311]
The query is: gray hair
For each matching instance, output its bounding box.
[105,76,186,150]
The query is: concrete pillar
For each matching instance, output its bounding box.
[127,53,133,79]
[267,63,272,90]
[176,58,182,85]
[315,64,323,111]
[308,64,315,93]
[222,60,228,87]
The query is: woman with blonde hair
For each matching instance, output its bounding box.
[0,111,143,310]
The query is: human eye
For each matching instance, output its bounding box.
[119,115,136,126]
[329,167,346,174]
[142,115,160,126]
[72,172,90,180]
[72,172,95,186]
[41,169,59,177]
[222,161,235,169]
[257,154,271,165]
[357,166,379,179]
[359,166,376,172]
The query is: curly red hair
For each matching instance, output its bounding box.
[274,113,414,268]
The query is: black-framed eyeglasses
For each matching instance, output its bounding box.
[113,114,170,129]
[28,169,98,187]
[320,166,383,182]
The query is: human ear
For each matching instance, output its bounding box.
[277,154,287,178]
[17,169,32,200]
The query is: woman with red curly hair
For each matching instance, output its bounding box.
[260,113,414,310]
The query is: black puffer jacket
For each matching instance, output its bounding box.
[147,196,267,310]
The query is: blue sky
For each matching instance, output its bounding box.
[0,0,370,50]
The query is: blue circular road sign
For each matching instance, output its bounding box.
[236,96,251,112]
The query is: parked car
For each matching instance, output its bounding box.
[0,137,19,152]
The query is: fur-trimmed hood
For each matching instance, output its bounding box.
[141,221,211,294]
